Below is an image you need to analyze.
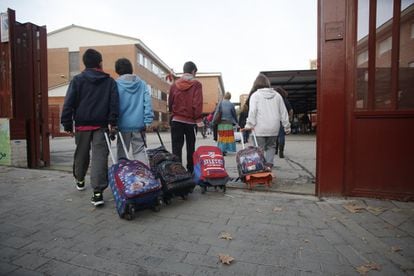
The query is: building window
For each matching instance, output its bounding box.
[151,87,157,98]
[145,58,152,70]
[152,63,159,75]
[357,51,368,66]
[138,52,144,66]
[161,92,167,101]
[153,111,159,121]
[356,0,414,111]
[69,51,80,80]
[378,37,392,55]
[398,3,414,109]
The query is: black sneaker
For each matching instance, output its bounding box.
[74,179,86,191]
[91,192,104,206]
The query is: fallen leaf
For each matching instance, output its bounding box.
[303,239,310,243]
[219,232,233,240]
[391,246,402,252]
[273,207,283,212]
[256,209,263,213]
[65,198,73,202]
[356,265,370,275]
[343,204,365,213]
[366,206,386,215]
[365,262,381,271]
[356,262,381,275]
[218,254,234,265]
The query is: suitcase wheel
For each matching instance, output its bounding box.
[201,186,207,194]
[222,185,226,193]
[164,198,172,205]
[181,194,188,200]
[124,205,136,221]
[152,198,163,212]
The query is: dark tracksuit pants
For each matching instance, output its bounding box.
[170,121,196,173]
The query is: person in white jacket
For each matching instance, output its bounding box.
[244,73,291,169]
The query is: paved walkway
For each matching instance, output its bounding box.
[0,166,413,275]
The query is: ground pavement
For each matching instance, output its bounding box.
[0,165,413,275]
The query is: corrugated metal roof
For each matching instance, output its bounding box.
[262,70,316,114]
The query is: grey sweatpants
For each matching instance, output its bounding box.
[73,129,109,192]
[256,136,277,165]
[117,131,146,163]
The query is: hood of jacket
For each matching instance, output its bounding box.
[175,73,196,90]
[82,68,110,83]
[257,88,277,99]
[116,74,144,94]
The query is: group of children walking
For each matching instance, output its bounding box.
[61,48,291,209]
[61,49,154,206]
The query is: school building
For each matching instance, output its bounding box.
[47,25,225,136]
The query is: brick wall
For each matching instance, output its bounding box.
[48,48,69,88]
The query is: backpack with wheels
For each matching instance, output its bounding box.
[193,145,229,193]
[105,131,163,220]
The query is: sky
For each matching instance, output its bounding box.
[0,0,317,98]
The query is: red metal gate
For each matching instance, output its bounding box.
[1,9,50,168]
[318,0,414,200]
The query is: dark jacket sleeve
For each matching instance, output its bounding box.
[60,80,77,132]
[239,111,247,128]
[108,79,119,127]
[231,104,238,125]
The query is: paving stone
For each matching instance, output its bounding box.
[380,209,412,227]
[42,246,79,262]
[0,236,33,249]
[183,252,220,268]
[12,252,51,270]
[37,259,110,276]
[398,219,414,236]
[175,241,211,254]
[0,246,22,263]
[7,268,45,276]
[256,265,290,276]
[0,261,19,274]
[70,253,152,275]
[334,244,368,267]
[216,260,258,276]
[158,259,197,276]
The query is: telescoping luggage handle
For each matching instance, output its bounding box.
[104,129,130,164]
[240,128,258,149]
[139,127,165,149]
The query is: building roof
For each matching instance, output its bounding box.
[262,69,317,114]
[47,24,172,72]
